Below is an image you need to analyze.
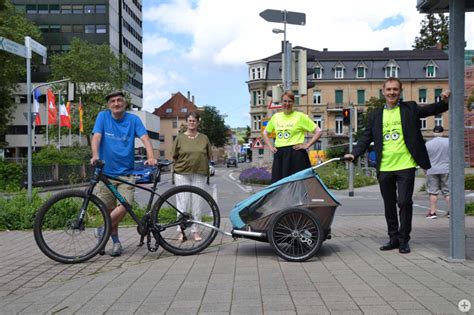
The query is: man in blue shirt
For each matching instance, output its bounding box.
[90,91,156,256]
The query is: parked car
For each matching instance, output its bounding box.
[209,161,216,176]
[226,157,238,168]
[132,160,157,183]
[238,156,246,163]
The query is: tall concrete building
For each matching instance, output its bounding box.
[11,0,143,108]
[4,1,144,159]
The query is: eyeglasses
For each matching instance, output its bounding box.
[282,100,293,103]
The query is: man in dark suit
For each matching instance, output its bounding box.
[344,77,450,254]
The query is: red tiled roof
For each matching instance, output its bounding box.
[153,92,198,118]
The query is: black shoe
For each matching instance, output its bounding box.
[399,242,411,254]
[380,240,400,251]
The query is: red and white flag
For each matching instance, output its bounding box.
[47,89,57,125]
[33,89,41,125]
[59,102,71,128]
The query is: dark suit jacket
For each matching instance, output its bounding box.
[352,100,449,171]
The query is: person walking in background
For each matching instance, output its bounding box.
[262,91,322,183]
[90,91,156,257]
[172,112,212,242]
[344,77,450,254]
[424,125,450,219]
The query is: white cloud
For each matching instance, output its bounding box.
[142,67,187,113]
[143,34,176,55]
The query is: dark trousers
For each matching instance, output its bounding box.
[271,146,311,183]
[378,168,416,243]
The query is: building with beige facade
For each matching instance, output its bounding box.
[153,92,198,160]
[247,47,449,165]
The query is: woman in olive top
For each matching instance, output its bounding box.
[172,112,212,241]
[263,91,322,183]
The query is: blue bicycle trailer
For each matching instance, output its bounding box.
[227,158,343,262]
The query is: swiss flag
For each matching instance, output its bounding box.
[47,89,57,125]
[59,102,71,128]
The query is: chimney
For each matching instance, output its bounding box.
[383,47,389,51]
[323,48,328,52]
[187,91,191,100]
[435,42,444,50]
[192,95,195,104]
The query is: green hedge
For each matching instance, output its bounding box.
[0,161,24,192]
[0,190,44,230]
[465,174,474,190]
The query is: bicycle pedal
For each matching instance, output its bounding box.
[99,249,105,255]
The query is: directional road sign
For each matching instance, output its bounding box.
[259,9,306,25]
[25,36,47,64]
[0,36,26,58]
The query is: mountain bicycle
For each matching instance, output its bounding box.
[33,160,221,264]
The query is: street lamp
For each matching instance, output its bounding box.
[271,26,291,92]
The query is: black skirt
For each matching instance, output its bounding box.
[271,146,311,183]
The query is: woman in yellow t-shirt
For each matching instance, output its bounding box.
[263,91,322,183]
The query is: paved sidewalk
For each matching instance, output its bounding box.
[0,212,473,314]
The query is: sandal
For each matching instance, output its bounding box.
[193,232,202,241]
[177,232,184,241]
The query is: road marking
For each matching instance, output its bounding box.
[227,171,252,192]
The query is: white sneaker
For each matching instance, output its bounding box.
[110,242,123,257]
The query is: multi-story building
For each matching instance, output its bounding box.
[247,47,449,164]
[153,92,199,160]
[11,0,143,107]
[4,1,144,159]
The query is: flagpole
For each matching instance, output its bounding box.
[46,90,49,145]
[58,92,61,150]
[79,96,82,145]
[69,103,71,147]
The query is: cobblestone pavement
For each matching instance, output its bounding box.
[0,215,473,314]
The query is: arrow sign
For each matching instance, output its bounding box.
[0,36,26,58]
[25,36,47,64]
[259,9,306,26]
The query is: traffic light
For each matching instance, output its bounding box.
[342,108,351,125]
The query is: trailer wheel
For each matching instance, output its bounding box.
[268,207,323,262]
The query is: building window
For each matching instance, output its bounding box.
[181,108,188,113]
[357,90,365,105]
[38,5,49,14]
[385,66,398,78]
[14,5,26,13]
[419,89,427,103]
[293,90,300,105]
[26,4,37,14]
[253,115,261,131]
[38,25,49,33]
[61,44,71,51]
[49,5,60,14]
[173,135,177,141]
[335,67,344,79]
[249,66,265,80]
[435,114,443,127]
[96,5,106,13]
[313,90,322,105]
[420,118,427,129]
[84,5,95,13]
[356,67,366,78]
[335,115,343,134]
[313,115,323,129]
[49,25,61,33]
[335,90,343,105]
[314,67,322,79]
[160,150,165,156]
[252,91,257,106]
[251,68,256,80]
[257,90,263,105]
[166,108,172,113]
[313,140,322,150]
[85,25,95,34]
[426,65,436,78]
[60,25,72,33]
[73,5,83,14]
[61,5,72,14]
[435,88,442,102]
[73,25,84,33]
[172,121,177,128]
[96,25,107,34]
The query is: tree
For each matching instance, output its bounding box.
[0,1,42,140]
[198,106,230,147]
[354,97,386,141]
[48,38,133,144]
[413,13,449,49]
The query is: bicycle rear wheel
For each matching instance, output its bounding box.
[152,185,220,255]
[33,190,111,264]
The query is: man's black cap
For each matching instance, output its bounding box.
[433,125,444,133]
[105,90,125,101]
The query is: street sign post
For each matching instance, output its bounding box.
[25,36,47,64]
[0,36,26,58]
[259,9,306,25]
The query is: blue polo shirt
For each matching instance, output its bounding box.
[92,110,147,177]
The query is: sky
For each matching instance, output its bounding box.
[142,0,474,128]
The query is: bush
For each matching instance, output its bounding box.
[466,202,474,216]
[465,174,474,190]
[0,161,24,192]
[239,167,271,185]
[0,189,44,230]
[317,165,377,190]
[33,144,91,165]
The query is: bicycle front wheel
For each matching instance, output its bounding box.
[33,190,111,264]
[152,185,220,256]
